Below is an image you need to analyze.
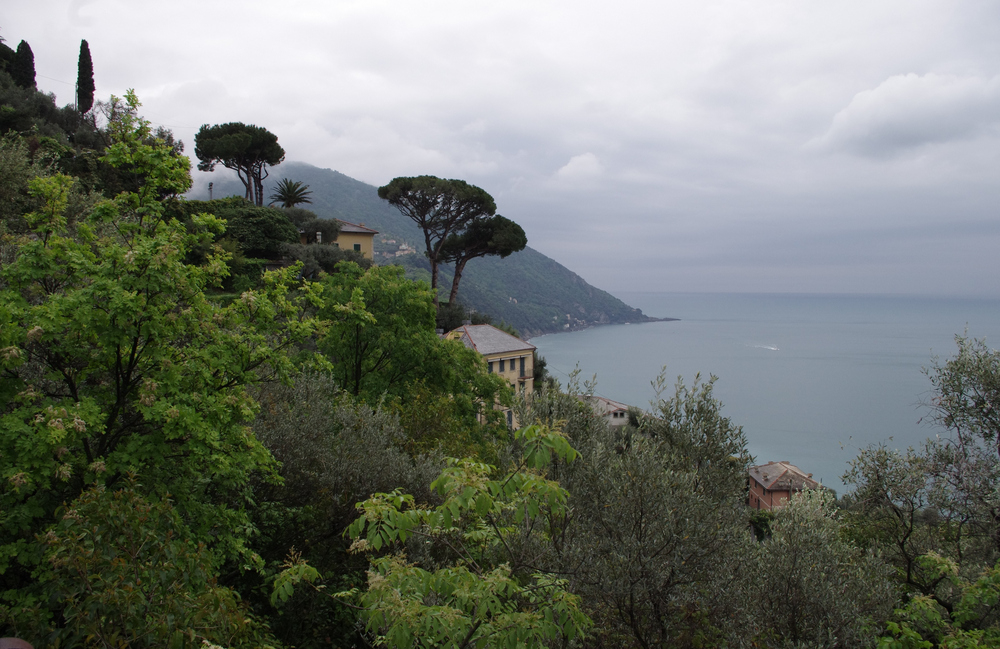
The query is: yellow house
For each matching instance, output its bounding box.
[447,324,535,427]
[333,220,378,260]
[447,324,535,393]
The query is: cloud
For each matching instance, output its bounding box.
[812,73,1000,156]
[554,152,604,180]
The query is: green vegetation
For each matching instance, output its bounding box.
[377,175,499,307]
[844,335,1000,648]
[195,122,285,206]
[11,41,34,90]
[76,40,94,114]
[199,162,654,337]
[440,213,527,305]
[269,177,312,208]
[3,42,1000,649]
[329,424,591,649]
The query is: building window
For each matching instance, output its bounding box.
[487,361,493,373]
[519,356,525,377]
[353,243,362,251]
[499,359,505,372]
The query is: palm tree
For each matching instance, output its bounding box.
[268,178,313,208]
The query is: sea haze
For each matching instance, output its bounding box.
[530,293,1000,494]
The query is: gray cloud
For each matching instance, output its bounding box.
[6,0,1000,297]
[813,73,1000,156]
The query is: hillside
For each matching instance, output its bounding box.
[190,162,660,337]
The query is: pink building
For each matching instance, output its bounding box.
[747,461,819,510]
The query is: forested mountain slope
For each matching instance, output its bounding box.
[191,162,658,336]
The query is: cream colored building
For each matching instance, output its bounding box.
[333,220,378,260]
[447,324,535,427]
[583,395,631,427]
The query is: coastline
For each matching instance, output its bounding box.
[524,316,679,342]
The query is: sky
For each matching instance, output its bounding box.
[6,1,1000,296]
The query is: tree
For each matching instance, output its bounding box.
[554,372,758,648]
[440,214,527,304]
[923,336,1000,553]
[76,40,95,114]
[751,489,894,649]
[269,177,312,208]
[317,262,508,425]
[274,424,592,649]
[0,92,321,594]
[15,479,278,648]
[11,40,34,90]
[0,37,15,73]
[843,336,1000,643]
[213,201,300,259]
[377,176,496,306]
[194,122,285,206]
[248,372,446,647]
[878,553,1000,648]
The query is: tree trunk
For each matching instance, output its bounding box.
[449,257,470,305]
[427,234,441,308]
[430,261,440,307]
[234,166,253,202]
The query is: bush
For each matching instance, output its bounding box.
[4,479,278,648]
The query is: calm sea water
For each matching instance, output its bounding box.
[530,293,1000,494]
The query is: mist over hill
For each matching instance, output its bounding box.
[189,162,660,337]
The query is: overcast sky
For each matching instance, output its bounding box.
[7,1,1000,296]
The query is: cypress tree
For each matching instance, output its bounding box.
[0,40,15,73]
[12,40,35,89]
[77,39,95,113]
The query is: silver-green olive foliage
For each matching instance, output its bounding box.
[752,489,895,649]
[845,336,1000,644]
[251,371,444,539]
[194,122,285,206]
[516,371,895,649]
[554,373,757,648]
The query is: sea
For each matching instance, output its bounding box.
[530,293,1000,494]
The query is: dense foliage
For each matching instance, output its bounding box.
[76,40,94,114]
[195,122,285,206]
[440,213,527,304]
[11,41,35,90]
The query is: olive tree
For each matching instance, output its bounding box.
[751,489,895,649]
[844,336,1000,645]
[551,373,758,648]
